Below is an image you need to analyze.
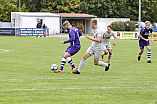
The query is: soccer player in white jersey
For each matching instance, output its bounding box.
[101,25,116,63]
[72,19,110,74]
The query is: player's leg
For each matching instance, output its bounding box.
[146,46,151,63]
[101,44,108,61]
[94,52,110,71]
[73,46,93,74]
[108,49,112,63]
[107,43,112,63]
[101,49,108,61]
[63,53,76,69]
[138,49,144,61]
[54,52,70,73]
[65,47,80,72]
[73,52,91,74]
[79,52,91,71]
[138,41,144,61]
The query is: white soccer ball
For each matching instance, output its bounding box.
[51,64,58,71]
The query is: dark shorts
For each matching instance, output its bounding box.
[65,46,80,56]
[139,40,150,49]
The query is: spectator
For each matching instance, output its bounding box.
[125,24,130,31]
[36,21,42,37]
[152,24,157,32]
[36,21,42,28]
[42,24,46,28]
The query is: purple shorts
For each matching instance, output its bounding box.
[139,40,150,49]
[65,46,80,56]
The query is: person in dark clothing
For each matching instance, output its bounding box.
[42,24,46,28]
[125,24,130,31]
[36,21,42,37]
[36,21,42,28]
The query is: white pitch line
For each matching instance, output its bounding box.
[0,86,157,92]
[0,49,9,53]
[1,79,18,81]
[1,77,156,82]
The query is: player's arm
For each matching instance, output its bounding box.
[151,32,153,43]
[60,31,75,44]
[113,32,116,46]
[103,33,106,38]
[113,36,116,46]
[86,35,101,42]
[78,30,82,37]
[138,34,149,41]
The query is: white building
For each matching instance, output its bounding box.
[11,12,60,34]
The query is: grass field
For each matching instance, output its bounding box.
[0,36,157,104]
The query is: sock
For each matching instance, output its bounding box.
[108,55,112,61]
[147,52,151,61]
[78,58,86,72]
[139,51,142,56]
[66,57,75,68]
[98,61,108,67]
[101,51,105,56]
[59,58,66,70]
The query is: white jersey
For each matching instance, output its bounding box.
[102,31,116,44]
[90,27,103,51]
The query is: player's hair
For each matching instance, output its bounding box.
[63,21,70,26]
[91,18,97,25]
[107,25,112,29]
[145,21,150,25]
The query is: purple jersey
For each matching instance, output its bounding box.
[139,27,151,49]
[139,27,152,40]
[64,27,82,48]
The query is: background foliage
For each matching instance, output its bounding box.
[0,0,18,22]
[0,0,157,23]
[111,21,136,31]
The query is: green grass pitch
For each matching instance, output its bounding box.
[0,36,157,104]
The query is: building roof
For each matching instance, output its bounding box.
[53,13,97,18]
[12,12,60,17]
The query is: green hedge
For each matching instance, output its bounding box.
[111,21,136,31]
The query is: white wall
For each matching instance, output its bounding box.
[15,14,21,28]
[45,17,60,34]
[86,19,94,34]
[11,12,60,34]
[21,17,37,28]
[20,16,60,34]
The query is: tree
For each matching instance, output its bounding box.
[1,0,157,23]
[18,0,42,12]
[0,0,18,22]
[141,0,157,23]
[40,0,82,13]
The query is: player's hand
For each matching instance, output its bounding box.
[113,42,116,46]
[103,34,105,38]
[60,41,64,44]
[151,39,153,43]
[86,35,91,39]
[145,39,149,41]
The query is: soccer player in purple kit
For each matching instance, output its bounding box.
[54,21,82,73]
[138,21,153,63]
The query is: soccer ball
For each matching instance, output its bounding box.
[51,64,58,71]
